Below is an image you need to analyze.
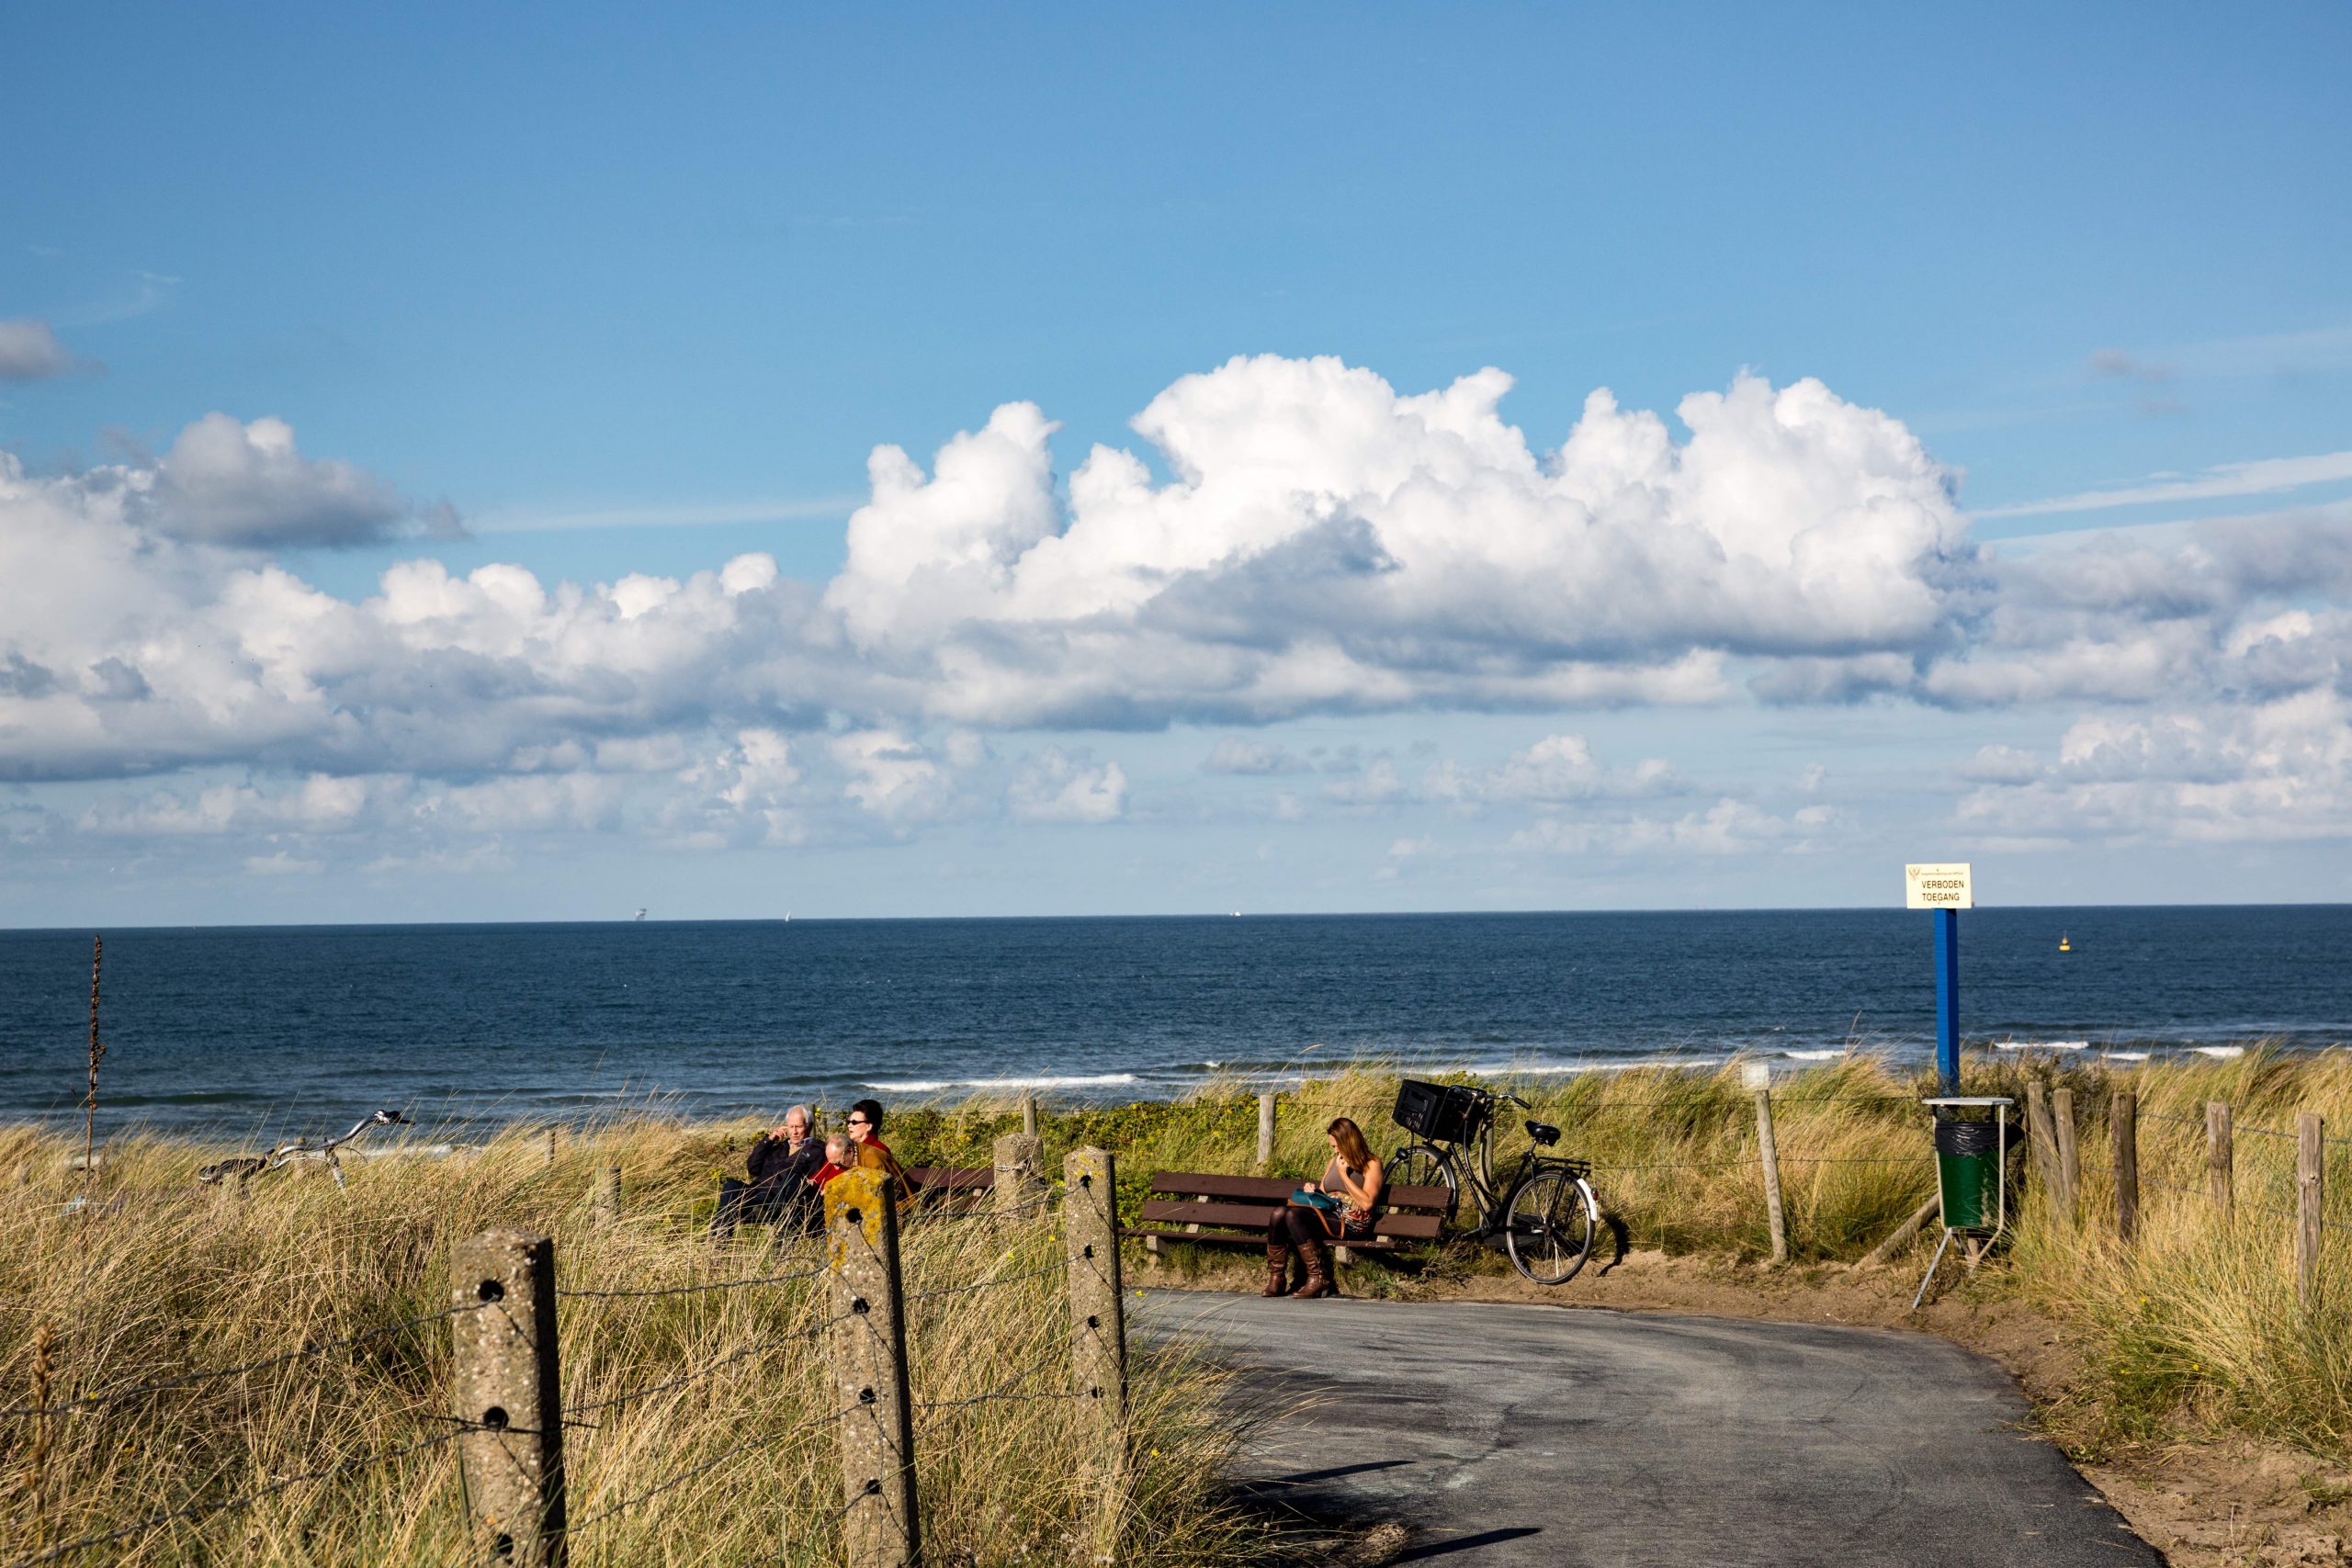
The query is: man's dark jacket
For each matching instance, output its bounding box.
[745,1134,825,1203]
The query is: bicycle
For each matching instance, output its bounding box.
[1388,1081,1602,1285]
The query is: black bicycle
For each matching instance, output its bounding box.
[1389,1080,1602,1285]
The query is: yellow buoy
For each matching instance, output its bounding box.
[2058,933,2072,953]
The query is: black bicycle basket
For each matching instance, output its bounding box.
[1393,1079,1487,1145]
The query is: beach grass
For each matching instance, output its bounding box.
[0,1119,1255,1567]
[12,1049,2352,1563]
[876,1048,2352,1462]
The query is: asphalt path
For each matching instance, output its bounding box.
[1140,1292,2159,1568]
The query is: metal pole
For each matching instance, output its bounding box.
[1933,908,1960,1094]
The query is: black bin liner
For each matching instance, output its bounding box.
[1933,1117,2024,1156]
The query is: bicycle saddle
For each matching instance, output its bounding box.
[1526,1120,1561,1146]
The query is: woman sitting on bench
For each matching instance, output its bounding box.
[1265,1116,1385,1299]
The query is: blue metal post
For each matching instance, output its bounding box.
[1934,907,1961,1093]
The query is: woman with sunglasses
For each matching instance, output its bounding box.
[843,1098,917,1207]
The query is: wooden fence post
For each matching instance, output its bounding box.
[1063,1145,1129,1562]
[589,1165,620,1227]
[2207,1100,2233,1217]
[2299,1112,2324,1312]
[451,1230,567,1567]
[1022,1093,1039,1139]
[994,1132,1045,1221]
[2025,1082,2061,1210]
[1753,1088,1788,1265]
[824,1167,919,1568]
[1256,1092,1276,1173]
[2112,1089,2139,1245]
[2053,1087,2081,1220]
[544,1126,557,1167]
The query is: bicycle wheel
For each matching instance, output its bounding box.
[1503,1168,1599,1285]
[1388,1143,1462,1228]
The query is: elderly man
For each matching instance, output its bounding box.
[712,1103,826,1236]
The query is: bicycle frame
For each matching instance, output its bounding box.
[1427,1093,1586,1233]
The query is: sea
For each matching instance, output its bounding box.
[0,907,2345,1137]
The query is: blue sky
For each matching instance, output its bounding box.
[4,4,2351,922]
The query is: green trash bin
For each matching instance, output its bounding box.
[1934,1116,2005,1230]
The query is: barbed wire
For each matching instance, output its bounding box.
[901,1256,1068,1307]
[913,1335,1076,1417]
[565,1398,864,1536]
[1590,1156,1760,1171]
[963,1190,1059,1218]
[0,1426,469,1568]
[1775,1156,1935,1167]
[568,1308,857,1416]
[2141,1111,2211,1131]
[555,1258,825,1301]
[2127,1174,2352,1235]
[0,1302,487,1421]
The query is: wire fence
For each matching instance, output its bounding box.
[0,1155,1102,1568]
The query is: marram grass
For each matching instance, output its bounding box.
[0,1118,1255,1567]
[14,1045,2352,1562]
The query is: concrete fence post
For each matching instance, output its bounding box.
[1021,1093,1039,1139]
[2207,1100,2234,1218]
[589,1165,621,1228]
[451,1230,567,1567]
[2025,1081,2061,1211]
[2053,1087,2081,1220]
[824,1167,919,1568]
[1256,1092,1277,1173]
[993,1132,1045,1222]
[1753,1088,1788,1265]
[2299,1112,2325,1312]
[2112,1089,2139,1245]
[1063,1145,1129,1562]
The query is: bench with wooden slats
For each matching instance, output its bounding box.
[1124,1171,1452,1258]
[731,1164,993,1227]
[903,1165,993,1213]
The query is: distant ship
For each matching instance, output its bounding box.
[633,908,647,922]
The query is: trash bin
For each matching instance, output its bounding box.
[1933,1116,2007,1231]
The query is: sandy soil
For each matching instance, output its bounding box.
[1148,1245,2352,1566]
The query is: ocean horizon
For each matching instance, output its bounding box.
[3,905,2345,1137]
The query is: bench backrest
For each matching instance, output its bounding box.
[903,1166,994,1211]
[1147,1170,1452,1215]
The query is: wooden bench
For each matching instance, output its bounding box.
[724,1164,994,1229]
[1125,1172,1451,1263]
[903,1165,993,1213]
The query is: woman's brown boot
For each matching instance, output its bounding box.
[1295,1239,1334,1299]
[1262,1237,1294,1297]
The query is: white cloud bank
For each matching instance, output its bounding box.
[5,354,2349,864]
